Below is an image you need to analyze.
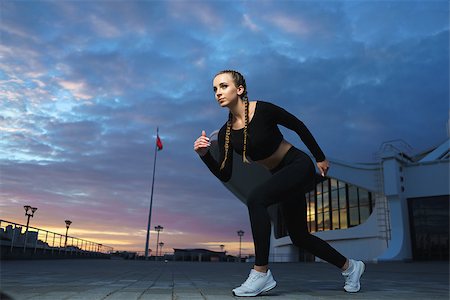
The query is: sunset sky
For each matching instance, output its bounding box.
[1,0,448,256]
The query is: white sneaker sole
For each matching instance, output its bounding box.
[232,281,277,297]
[344,261,365,293]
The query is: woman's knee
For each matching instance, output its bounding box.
[289,229,311,245]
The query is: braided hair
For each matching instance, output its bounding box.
[216,70,251,170]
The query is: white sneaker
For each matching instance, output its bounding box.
[232,269,277,297]
[342,259,365,293]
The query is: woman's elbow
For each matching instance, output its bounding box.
[219,174,231,183]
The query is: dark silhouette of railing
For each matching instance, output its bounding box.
[0,219,113,260]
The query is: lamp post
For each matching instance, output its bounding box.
[154,225,163,257]
[237,230,244,261]
[23,205,37,234]
[23,205,37,251]
[158,242,164,258]
[220,244,225,262]
[64,220,72,248]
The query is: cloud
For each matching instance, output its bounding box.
[1,0,448,254]
[168,1,225,30]
[266,13,311,36]
[58,79,93,100]
[344,1,449,46]
[242,14,260,32]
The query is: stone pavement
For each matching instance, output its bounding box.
[0,259,448,300]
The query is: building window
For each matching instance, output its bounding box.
[338,181,348,229]
[316,182,323,231]
[323,181,331,230]
[331,179,340,230]
[307,192,316,232]
[274,177,374,238]
[305,178,373,234]
[408,196,449,261]
[348,185,359,227]
[359,189,372,222]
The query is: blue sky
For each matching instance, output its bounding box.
[1,0,448,254]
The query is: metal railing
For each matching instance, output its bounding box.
[0,219,113,258]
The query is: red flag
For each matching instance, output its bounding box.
[156,134,163,151]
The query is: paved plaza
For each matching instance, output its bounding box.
[1,259,448,299]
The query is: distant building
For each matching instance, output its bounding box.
[209,131,449,262]
[2,225,22,241]
[173,248,230,262]
[1,225,38,246]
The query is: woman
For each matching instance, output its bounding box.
[193,70,364,297]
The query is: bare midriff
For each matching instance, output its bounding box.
[256,139,293,171]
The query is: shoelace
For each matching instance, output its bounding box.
[242,272,264,288]
[344,269,357,286]
[344,274,350,286]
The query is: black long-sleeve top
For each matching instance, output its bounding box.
[200,101,325,182]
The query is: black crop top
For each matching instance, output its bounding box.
[200,101,325,182]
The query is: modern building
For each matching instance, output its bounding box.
[208,131,449,262]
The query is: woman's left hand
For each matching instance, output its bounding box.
[317,160,330,177]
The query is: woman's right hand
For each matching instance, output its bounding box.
[194,130,211,157]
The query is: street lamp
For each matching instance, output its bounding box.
[23,205,37,234]
[220,244,225,252]
[64,220,72,248]
[154,225,163,257]
[23,205,37,250]
[237,230,244,260]
[159,242,164,258]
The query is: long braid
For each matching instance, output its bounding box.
[220,112,233,170]
[216,70,251,168]
[242,98,250,163]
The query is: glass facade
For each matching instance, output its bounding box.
[408,196,449,261]
[307,178,374,232]
[275,177,374,238]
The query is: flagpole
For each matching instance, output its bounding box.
[145,127,159,259]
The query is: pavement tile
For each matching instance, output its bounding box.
[138,293,172,300]
[1,259,448,300]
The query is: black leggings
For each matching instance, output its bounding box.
[247,146,347,268]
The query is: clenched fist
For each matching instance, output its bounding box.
[194,130,211,157]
